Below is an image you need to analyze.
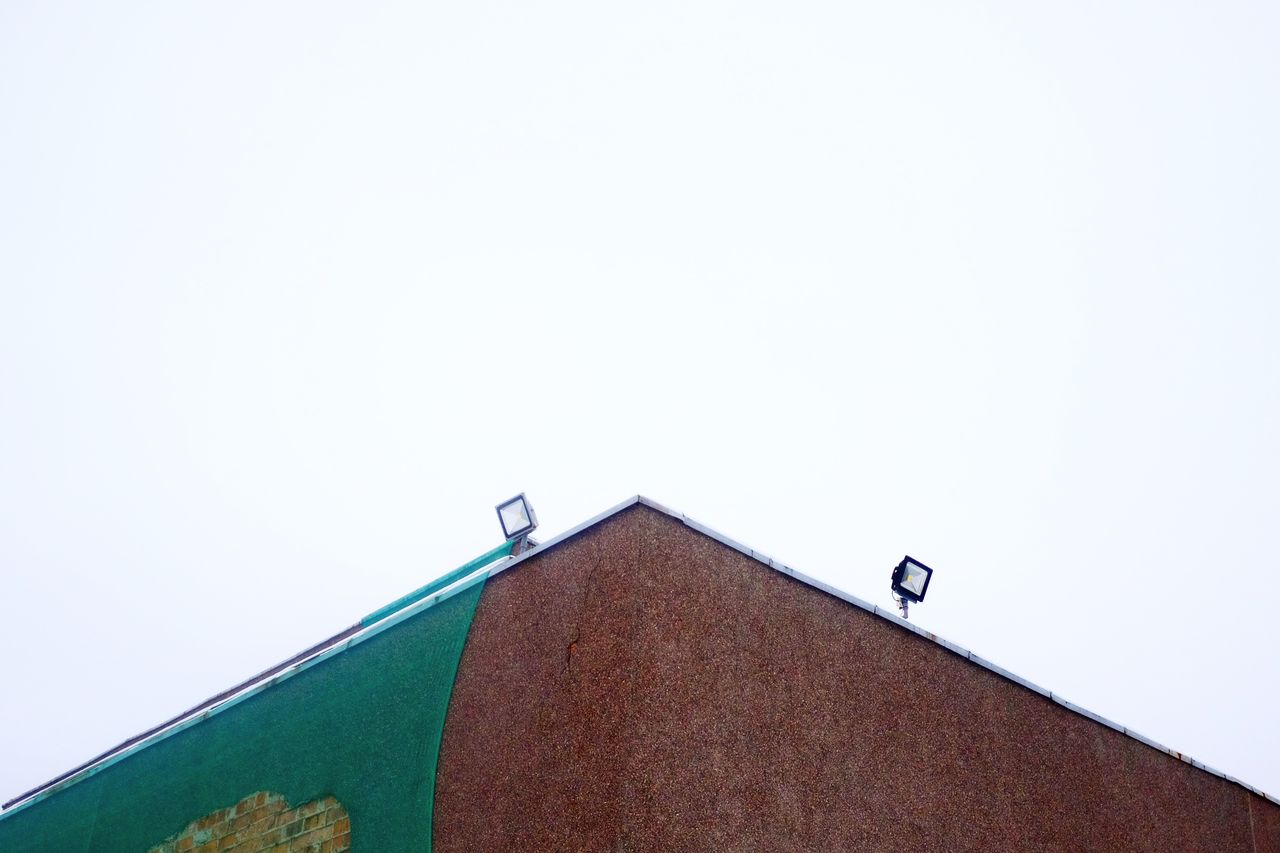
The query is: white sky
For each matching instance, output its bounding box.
[2,0,1278,806]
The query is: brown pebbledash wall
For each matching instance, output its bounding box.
[435,505,1280,852]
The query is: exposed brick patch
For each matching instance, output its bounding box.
[148,791,350,853]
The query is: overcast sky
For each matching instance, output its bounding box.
[2,0,1278,806]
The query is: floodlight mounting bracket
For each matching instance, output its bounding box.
[511,533,538,556]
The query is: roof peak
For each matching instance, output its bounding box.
[6,495,1274,815]
[493,495,1274,805]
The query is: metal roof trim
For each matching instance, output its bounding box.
[1191,759,1227,780]
[933,635,973,660]
[680,515,756,559]
[968,654,1052,697]
[1123,727,1168,753]
[1051,694,1125,733]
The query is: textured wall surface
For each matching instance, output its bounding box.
[0,576,485,853]
[147,792,350,853]
[436,505,1280,852]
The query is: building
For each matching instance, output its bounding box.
[2,496,1277,851]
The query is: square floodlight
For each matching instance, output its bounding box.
[891,556,934,603]
[496,493,538,541]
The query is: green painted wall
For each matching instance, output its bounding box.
[0,570,490,852]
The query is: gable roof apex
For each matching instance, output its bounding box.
[502,495,1271,803]
[6,495,1272,816]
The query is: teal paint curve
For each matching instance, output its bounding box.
[0,552,504,852]
[361,540,513,627]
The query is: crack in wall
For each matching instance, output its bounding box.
[564,547,604,674]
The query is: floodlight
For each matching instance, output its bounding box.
[890,555,934,618]
[496,493,538,541]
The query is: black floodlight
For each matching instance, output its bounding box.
[496,493,538,541]
[891,555,934,604]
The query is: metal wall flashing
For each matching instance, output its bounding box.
[968,654,1051,697]
[1192,759,1227,779]
[1052,695,1125,733]
[1122,727,1167,753]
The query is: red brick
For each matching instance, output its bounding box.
[148,793,350,853]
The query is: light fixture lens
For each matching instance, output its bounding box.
[901,565,927,597]
[500,501,529,535]
[496,494,538,540]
